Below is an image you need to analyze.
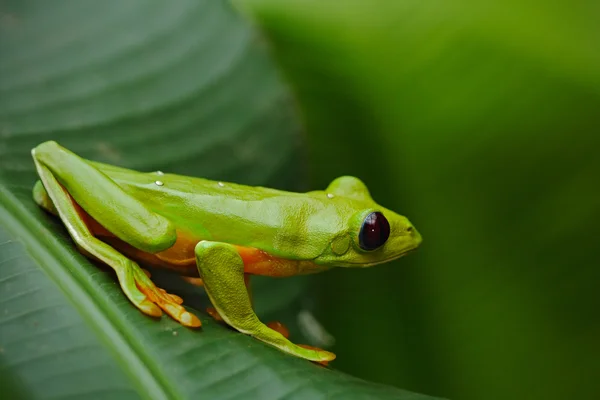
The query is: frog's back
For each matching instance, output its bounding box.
[94,162,344,259]
[92,161,287,200]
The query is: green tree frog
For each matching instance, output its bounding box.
[31,141,422,363]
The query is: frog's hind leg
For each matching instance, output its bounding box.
[31,141,200,328]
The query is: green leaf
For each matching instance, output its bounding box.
[0,1,443,399]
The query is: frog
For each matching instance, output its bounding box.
[31,140,422,363]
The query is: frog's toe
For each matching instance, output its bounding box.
[157,288,183,304]
[145,287,201,328]
[138,299,163,317]
[206,307,224,322]
[133,270,201,328]
[168,293,184,304]
[182,276,204,286]
[298,344,336,365]
[163,303,201,328]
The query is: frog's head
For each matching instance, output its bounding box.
[314,176,422,267]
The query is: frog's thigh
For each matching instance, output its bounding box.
[32,141,177,253]
[32,151,199,328]
[194,241,335,363]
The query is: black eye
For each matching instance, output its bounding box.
[359,212,390,251]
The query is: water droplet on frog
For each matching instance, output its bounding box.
[218,182,225,187]
[327,193,334,199]
[155,180,164,186]
[155,171,164,176]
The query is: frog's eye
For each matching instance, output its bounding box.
[359,212,390,251]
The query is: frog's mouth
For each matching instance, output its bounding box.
[341,246,419,268]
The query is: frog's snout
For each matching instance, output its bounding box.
[405,223,423,249]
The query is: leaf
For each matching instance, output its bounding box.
[0,1,443,399]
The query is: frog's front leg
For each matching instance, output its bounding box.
[196,273,292,339]
[195,241,336,363]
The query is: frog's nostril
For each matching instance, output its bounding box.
[406,226,414,234]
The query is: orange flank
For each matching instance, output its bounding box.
[236,245,279,274]
[236,245,323,277]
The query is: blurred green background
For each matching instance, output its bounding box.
[1,0,599,399]
[240,1,600,399]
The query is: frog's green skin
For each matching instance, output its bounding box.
[31,141,422,363]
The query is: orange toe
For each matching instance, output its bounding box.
[181,311,202,328]
[182,276,204,286]
[168,293,184,304]
[206,307,223,322]
[139,299,162,317]
[134,273,199,328]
